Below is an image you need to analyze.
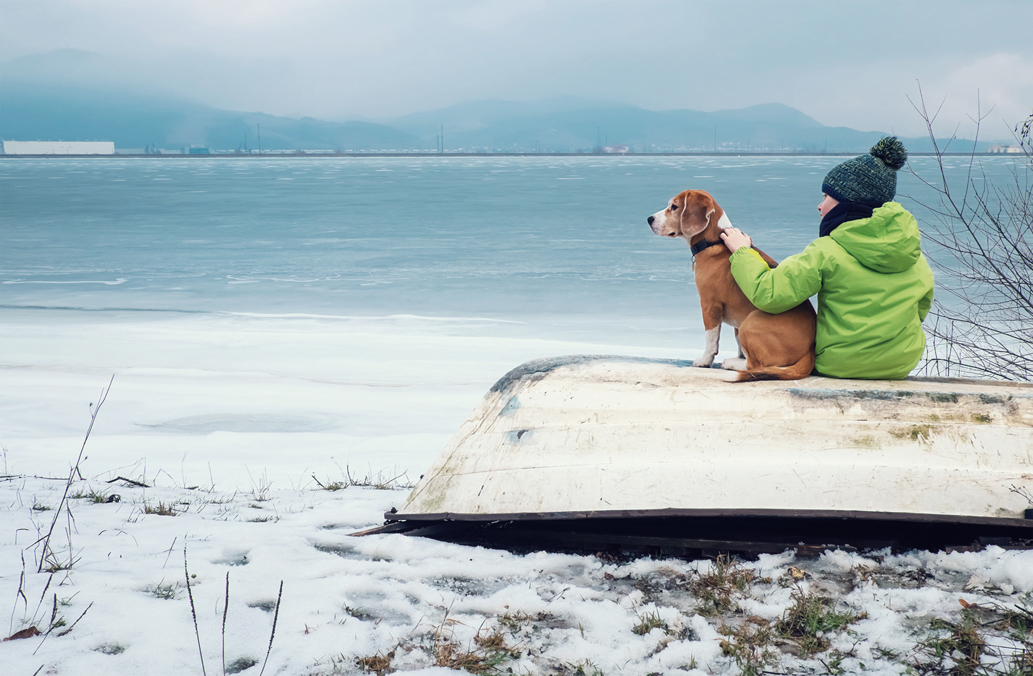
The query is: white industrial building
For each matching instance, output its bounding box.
[987,144,1023,154]
[2,140,115,155]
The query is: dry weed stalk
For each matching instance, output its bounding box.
[32,376,114,573]
[184,546,207,676]
[184,545,283,676]
[257,580,283,676]
[222,572,230,676]
[313,464,415,492]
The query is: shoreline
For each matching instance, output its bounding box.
[0,151,996,159]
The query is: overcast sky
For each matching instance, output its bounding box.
[2,0,1031,138]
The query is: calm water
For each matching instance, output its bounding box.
[0,155,1019,338]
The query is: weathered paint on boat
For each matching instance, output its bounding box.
[394,356,1033,526]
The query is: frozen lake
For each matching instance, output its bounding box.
[4,154,1006,338]
[1,152,1024,478]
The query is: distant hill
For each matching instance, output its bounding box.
[389,99,894,153]
[0,82,420,152]
[0,51,420,151]
[1,50,986,153]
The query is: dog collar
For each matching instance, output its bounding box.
[690,239,723,257]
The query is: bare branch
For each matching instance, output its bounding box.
[35,375,115,573]
[910,95,1032,381]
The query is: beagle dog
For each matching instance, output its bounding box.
[648,189,816,381]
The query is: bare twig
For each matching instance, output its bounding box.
[34,601,93,654]
[10,554,28,636]
[162,536,178,569]
[36,376,115,572]
[907,88,1032,381]
[184,546,207,676]
[105,475,150,488]
[222,572,230,676]
[258,581,283,676]
[1009,484,1033,506]
[55,602,91,637]
[31,575,54,629]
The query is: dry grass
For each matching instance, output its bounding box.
[910,597,1033,676]
[313,477,347,491]
[355,651,394,674]
[775,588,864,655]
[70,488,120,503]
[718,618,778,676]
[631,610,668,636]
[42,557,77,573]
[350,606,526,675]
[312,465,415,492]
[689,555,758,617]
[150,582,179,600]
[432,625,520,673]
[144,501,178,516]
[472,628,509,651]
[498,610,538,631]
[555,659,605,676]
[915,614,986,676]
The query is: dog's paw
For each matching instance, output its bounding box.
[693,357,715,368]
[721,357,748,371]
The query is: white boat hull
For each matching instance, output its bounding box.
[396,356,1033,528]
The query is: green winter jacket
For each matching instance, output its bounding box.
[729,202,934,379]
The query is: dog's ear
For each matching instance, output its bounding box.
[679,191,715,238]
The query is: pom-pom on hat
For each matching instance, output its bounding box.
[822,137,908,207]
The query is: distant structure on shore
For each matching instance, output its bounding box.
[987,144,1022,154]
[2,140,115,155]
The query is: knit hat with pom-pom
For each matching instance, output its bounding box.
[822,137,908,207]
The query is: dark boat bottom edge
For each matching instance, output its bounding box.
[352,514,1033,558]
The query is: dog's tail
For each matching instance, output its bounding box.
[734,348,815,382]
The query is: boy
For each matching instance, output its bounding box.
[719,137,934,379]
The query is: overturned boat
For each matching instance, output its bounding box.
[362,356,1033,555]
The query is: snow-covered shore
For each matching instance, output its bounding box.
[2,310,1032,675]
[5,478,1032,675]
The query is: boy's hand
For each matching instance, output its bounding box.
[720,227,752,253]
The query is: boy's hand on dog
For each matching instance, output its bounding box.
[721,227,752,253]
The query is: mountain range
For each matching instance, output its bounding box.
[1,50,981,154]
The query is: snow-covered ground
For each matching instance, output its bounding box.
[2,310,1032,675]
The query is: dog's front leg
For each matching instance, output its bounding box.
[695,326,720,367]
[694,309,723,367]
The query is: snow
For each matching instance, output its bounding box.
[2,309,1031,675]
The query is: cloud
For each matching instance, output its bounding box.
[1,0,1030,136]
[937,53,1033,134]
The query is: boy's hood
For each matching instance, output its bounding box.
[830,202,921,273]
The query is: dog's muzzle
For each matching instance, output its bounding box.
[647,211,666,235]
